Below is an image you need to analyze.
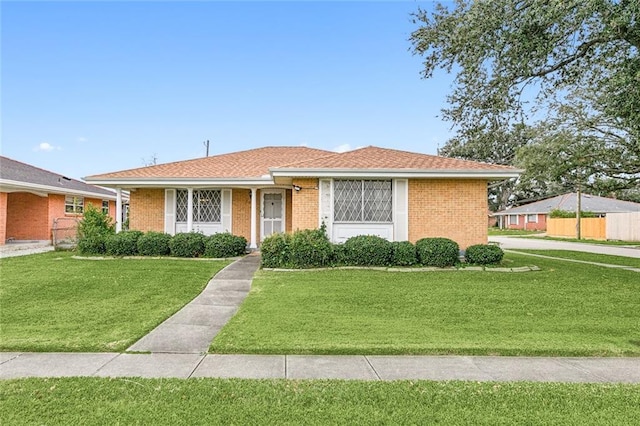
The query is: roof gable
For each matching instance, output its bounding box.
[0,156,117,198]
[274,146,516,171]
[497,193,640,215]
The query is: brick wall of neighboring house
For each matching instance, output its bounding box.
[0,192,7,244]
[507,213,547,231]
[408,179,488,249]
[291,178,319,232]
[129,189,165,232]
[5,192,50,241]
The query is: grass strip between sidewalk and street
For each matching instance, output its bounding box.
[507,249,640,269]
[211,253,640,356]
[0,252,229,352]
[1,378,639,425]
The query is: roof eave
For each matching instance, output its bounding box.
[0,179,119,200]
[82,177,276,188]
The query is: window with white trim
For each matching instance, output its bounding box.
[176,189,222,223]
[334,180,392,222]
[65,196,84,214]
[526,214,537,223]
[509,214,518,225]
[102,200,109,215]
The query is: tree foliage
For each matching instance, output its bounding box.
[411,0,640,205]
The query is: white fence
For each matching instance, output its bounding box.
[606,212,640,241]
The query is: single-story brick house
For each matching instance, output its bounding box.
[85,146,520,249]
[0,156,121,245]
[493,192,640,231]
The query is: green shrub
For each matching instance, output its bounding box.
[105,230,143,256]
[289,228,334,268]
[137,232,172,256]
[204,233,247,258]
[416,237,460,268]
[550,209,597,218]
[391,241,417,266]
[77,204,115,255]
[465,244,504,265]
[342,235,393,266]
[169,232,206,258]
[260,233,293,268]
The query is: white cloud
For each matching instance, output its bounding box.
[33,142,61,152]
[332,144,352,153]
[77,137,88,143]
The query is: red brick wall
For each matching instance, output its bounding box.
[6,193,50,241]
[232,188,252,240]
[0,192,7,245]
[408,179,488,249]
[129,189,164,232]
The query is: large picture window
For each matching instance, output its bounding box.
[334,180,392,222]
[176,190,222,223]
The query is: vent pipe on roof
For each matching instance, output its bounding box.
[203,140,210,157]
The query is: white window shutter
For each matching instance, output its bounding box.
[319,179,332,239]
[393,179,408,241]
[221,189,232,232]
[165,189,176,235]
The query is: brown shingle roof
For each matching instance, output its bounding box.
[85,146,332,180]
[275,146,516,171]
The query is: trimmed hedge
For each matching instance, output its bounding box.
[342,235,393,266]
[204,233,247,258]
[416,237,460,268]
[391,241,417,266]
[105,230,143,256]
[169,232,206,258]
[288,229,333,268]
[260,233,293,268]
[465,244,504,265]
[137,232,172,256]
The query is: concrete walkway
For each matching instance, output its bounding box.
[0,241,54,258]
[490,236,640,258]
[127,253,260,354]
[2,352,639,382]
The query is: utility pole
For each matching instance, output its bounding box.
[203,140,210,157]
[576,185,582,240]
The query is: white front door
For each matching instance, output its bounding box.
[261,190,284,240]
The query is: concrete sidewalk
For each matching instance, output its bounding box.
[2,352,639,383]
[127,253,261,353]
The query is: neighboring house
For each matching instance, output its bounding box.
[493,192,640,231]
[85,146,520,249]
[0,156,121,245]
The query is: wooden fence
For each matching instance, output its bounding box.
[606,212,640,241]
[547,218,607,240]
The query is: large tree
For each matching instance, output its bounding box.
[411,0,640,203]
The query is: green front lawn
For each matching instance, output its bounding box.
[211,253,640,356]
[510,250,640,269]
[488,228,544,236]
[1,378,638,425]
[534,236,640,246]
[0,252,228,352]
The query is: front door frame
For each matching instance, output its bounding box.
[260,189,285,241]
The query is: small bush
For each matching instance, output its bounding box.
[342,235,393,266]
[105,230,143,256]
[416,237,460,268]
[465,244,504,265]
[137,232,172,256]
[260,233,293,268]
[289,228,334,268]
[204,233,247,258]
[391,241,417,266]
[550,209,597,218]
[77,204,115,255]
[169,232,206,258]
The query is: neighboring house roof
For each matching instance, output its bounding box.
[85,145,521,187]
[0,156,119,199]
[494,193,640,216]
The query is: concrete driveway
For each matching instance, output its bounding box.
[489,236,640,258]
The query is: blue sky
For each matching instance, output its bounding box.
[2,1,455,180]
